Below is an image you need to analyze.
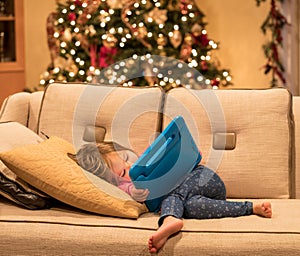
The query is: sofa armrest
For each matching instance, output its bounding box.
[293,96,300,199]
[0,92,31,127]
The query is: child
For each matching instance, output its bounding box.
[68,142,272,254]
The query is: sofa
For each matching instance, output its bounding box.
[0,82,299,255]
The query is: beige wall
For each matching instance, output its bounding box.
[198,0,270,89]
[24,0,270,91]
[24,0,56,91]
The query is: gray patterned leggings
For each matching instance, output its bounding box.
[159,165,253,225]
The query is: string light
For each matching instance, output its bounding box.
[53,67,60,74]
[60,42,67,48]
[40,0,232,89]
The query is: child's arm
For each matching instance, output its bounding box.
[118,180,149,203]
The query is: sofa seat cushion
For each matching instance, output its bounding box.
[0,198,299,255]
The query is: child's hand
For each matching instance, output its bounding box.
[130,186,149,202]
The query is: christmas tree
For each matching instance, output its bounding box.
[39,0,232,90]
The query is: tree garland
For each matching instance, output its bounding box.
[256,0,289,87]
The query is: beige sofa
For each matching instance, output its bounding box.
[0,83,299,255]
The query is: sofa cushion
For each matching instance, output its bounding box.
[164,88,293,199]
[0,136,148,218]
[293,96,300,199]
[37,83,164,155]
[0,198,299,255]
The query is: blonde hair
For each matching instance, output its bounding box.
[68,141,131,185]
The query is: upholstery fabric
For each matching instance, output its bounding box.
[0,136,148,219]
[164,88,293,199]
[38,83,164,154]
[293,96,300,199]
[28,91,44,133]
[0,122,43,152]
[0,92,30,126]
[0,198,299,255]
[0,86,299,256]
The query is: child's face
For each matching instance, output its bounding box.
[103,151,133,180]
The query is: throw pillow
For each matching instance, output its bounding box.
[0,136,148,218]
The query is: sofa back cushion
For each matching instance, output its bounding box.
[37,83,164,154]
[293,96,300,199]
[164,88,294,199]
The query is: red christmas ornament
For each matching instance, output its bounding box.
[98,46,117,68]
[68,13,76,22]
[211,79,220,87]
[192,33,209,47]
[200,60,208,71]
[74,0,82,7]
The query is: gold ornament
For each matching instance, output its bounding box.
[98,10,109,23]
[145,7,168,25]
[57,74,65,81]
[191,23,202,37]
[103,33,117,48]
[63,28,72,42]
[183,33,194,46]
[137,26,148,38]
[157,35,167,47]
[85,25,97,37]
[170,30,182,48]
[107,0,123,9]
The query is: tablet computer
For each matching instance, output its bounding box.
[129,116,201,212]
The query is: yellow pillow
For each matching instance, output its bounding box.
[0,136,148,218]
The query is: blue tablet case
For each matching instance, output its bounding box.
[129,116,201,212]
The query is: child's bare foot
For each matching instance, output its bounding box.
[148,216,183,253]
[253,202,272,218]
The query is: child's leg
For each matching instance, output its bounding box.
[184,165,227,201]
[184,195,253,218]
[148,216,183,253]
[184,196,272,219]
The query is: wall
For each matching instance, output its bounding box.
[24,0,271,91]
[198,0,270,89]
[24,0,56,91]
